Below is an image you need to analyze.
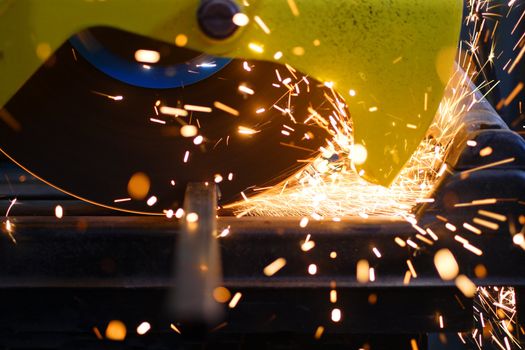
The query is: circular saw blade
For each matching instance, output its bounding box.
[0,28,336,214]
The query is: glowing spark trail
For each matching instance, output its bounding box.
[229,63,485,218]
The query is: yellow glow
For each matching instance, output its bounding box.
[350,144,368,165]
[180,125,198,138]
[434,249,459,281]
[174,34,188,47]
[213,287,231,303]
[127,172,150,200]
[106,320,126,341]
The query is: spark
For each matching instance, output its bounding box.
[170,324,182,334]
[455,275,477,297]
[160,106,188,117]
[113,198,131,203]
[184,104,212,113]
[186,212,198,223]
[513,233,524,245]
[248,42,264,54]
[136,322,151,335]
[466,286,521,350]
[180,125,198,138]
[406,239,419,249]
[196,62,216,68]
[149,118,166,125]
[406,259,417,278]
[238,126,259,135]
[134,49,160,64]
[478,209,507,222]
[464,242,483,256]
[461,157,515,175]
[174,34,188,47]
[193,135,204,145]
[91,91,124,101]
[263,258,287,276]
[445,223,457,232]
[232,13,250,26]
[175,208,184,219]
[299,217,309,228]
[146,196,157,207]
[394,237,407,247]
[473,217,500,230]
[416,234,433,246]
[403,270,412,285]
[455,198,498,207]
[356,259,369,283]
[480,146,494,156]
[369,267,376,282]
[331,308,342,322]
[229,64,481,218]
[238,84,255,95]
[314,326,325,340]
[463,222,482,234]
[301,237,315,252]
[330,290,337,303]
[308,264,317,275]
[228,292,242,308]
[106,320,127,341]
[426,228,439,241]
[434,249,459,281]
[214,101,240,116]
[287,0,300,16]
[218,226,230,238]
[292,46,305,56]
[5,198,16,217]
[93,327,103,340]
[254,15,271,34]
[55,205,63,219]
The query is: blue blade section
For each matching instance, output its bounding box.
[69,35,231,89]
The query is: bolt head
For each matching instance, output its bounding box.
[198,0,241,40]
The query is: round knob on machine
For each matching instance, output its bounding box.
[197,0,241,40]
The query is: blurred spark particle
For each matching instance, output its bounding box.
[264,258,287,276]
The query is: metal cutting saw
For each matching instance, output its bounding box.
[0,0,524,349]
[0,0,463,212]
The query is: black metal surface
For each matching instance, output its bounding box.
[1,92,525,347]
[0,216,522,288]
